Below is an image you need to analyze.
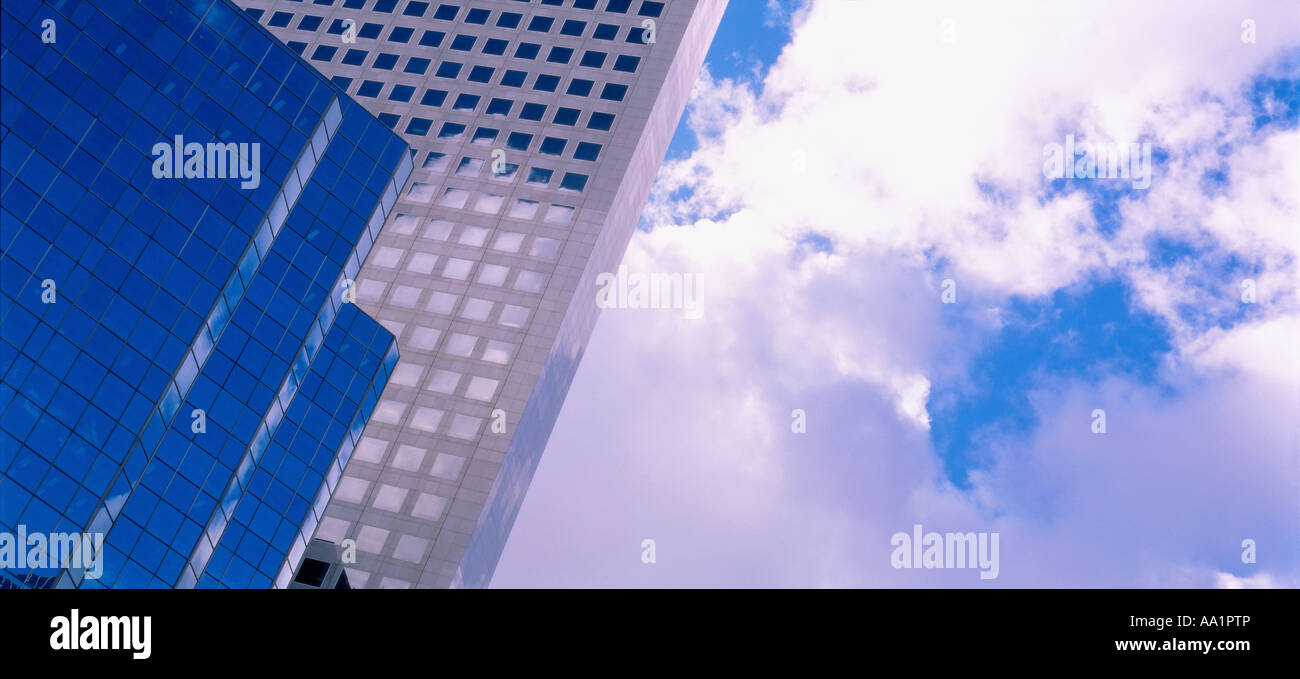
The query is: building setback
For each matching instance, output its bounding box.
[236,0,726,587]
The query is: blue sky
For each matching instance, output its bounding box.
[494,1,1300,588]
[664,0,797,160]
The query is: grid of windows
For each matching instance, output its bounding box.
[234,0,721,589]
[0,0,409,589]
[247,0,658,171]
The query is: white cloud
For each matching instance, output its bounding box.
[494,0,1300,587]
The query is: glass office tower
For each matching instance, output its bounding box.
[0,0,411,588]
[237,0,726,588]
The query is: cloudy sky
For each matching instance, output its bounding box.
[493,0,1299,587]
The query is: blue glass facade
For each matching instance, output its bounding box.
[0,0,411,588]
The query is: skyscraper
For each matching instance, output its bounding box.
[0,0,411,588]
[236,0,726,587]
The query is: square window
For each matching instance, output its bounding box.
[310,45,337,62]
[486,98,513,116]
[528,16,555,32]
[561,20,586,36]
[374,0,399,12]
[436,62,462,78]
[298,15,323,31]
[468,65,495,83]
[553,107,580,126]
[580,51,607,68]
[438,188,469,209]
[453,93,480,110]
[419,30,445,46]
[607,0,632,13]
[600,83,628,101]
[359,22,383,38]
[406,253,438,275]
[472,127,499,145]
[501,70,527,87]
[268,11,292,28]
[410,407,444,434]
[379,112,400,128]
[459,225,490,247]
[389,26,414,42]
[434,3,459,20]
[575,0,599,7]
[520,103,547,121]
[438,122,466,139]
[574,142,601,161]
[499,305,530,328]
[448,414,482,440]
[483,38,508,55]
[373,53,399,70]
[639,1,665,18]
[442,258,473,282]
[427,290,457,314]
[588,112,615,130]
[560,172,589,192]
[456,157,483,176]
[405,1,430,17]
[567,79,594,96]
[342,48,367,65]
[593,23,618,40]
[497,12,522,28]
[357,80,383,98]
[425,220,454,240]
[371,246,405,269]
[493,232,525,253]
[530,237,561,259]
[545,204,575,224]
[466,8,490,23]
[390,363,424,388]
[412,493,449,520]
[509,199,540,219]
[465,376,499,401]
[506,132,532,151]
[392,213,421,233]
[492,163,520,180]
[446,333,477,357]
[427,370,460,394]
[451,34,475,51]
[525,167,552,185]
[514,271,547,294]
[422,152,450,171]
[482,340,514,364]
[410,327,442,351]
[409,179,435,199]
[515,42,541,60]
[405,118,432,136]
[548,46,574,64]
[331,75,353,89]
[477,264,509,286]
[474,194,505,214]
[534,74,561,92]
[461,299,494,322]
[539,137,567,156]
[390,285,422,308]
[421,89,448,106]
[372,485,407,513]
[404,57,431,74]
[613,54,640,72]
